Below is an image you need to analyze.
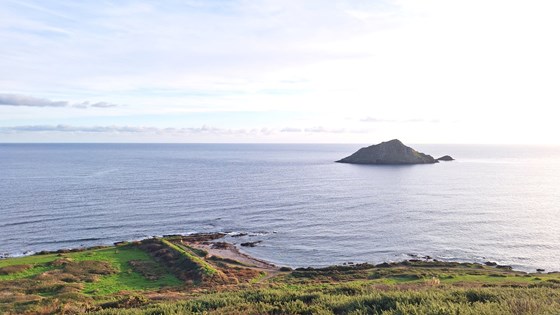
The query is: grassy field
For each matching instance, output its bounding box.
[1,236,560,314]
[0,245,182,292]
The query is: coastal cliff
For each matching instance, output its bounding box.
[336,139,438,164]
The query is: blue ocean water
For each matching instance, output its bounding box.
[1,143,559,272]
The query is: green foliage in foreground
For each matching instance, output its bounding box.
[0,245,182,297]
[3,240,560,314]
[76,246,182,295]
[91,285,560,315]
[160,239,219,277]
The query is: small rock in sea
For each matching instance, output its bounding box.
[437,155,454,161]
[240,241,262,247]
[231,233,248,238]
[537,268,545,273]
[485,261,498,266]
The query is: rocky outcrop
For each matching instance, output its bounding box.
[240,241,262,247]
[437,155,454,161]
[336,139,439,165]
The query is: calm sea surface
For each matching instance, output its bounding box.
[1,143,559,272]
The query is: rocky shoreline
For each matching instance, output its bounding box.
[1,232,553,274]
[3,232,560,314]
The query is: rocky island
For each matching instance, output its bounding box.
[336,139,452,165]
[437,155,454,161]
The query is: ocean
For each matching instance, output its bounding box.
[1,143,559,272]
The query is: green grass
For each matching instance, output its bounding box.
[89,284,560,315]
[3,240,560,314]
[76,246,182,295]
[0,245,182,296]
[0,264,55,281]
[175,243,209,258]
[0,252,60,268]
[161,239,220,277]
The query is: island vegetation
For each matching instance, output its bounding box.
[1,233,559,314]
[337,139,453,165]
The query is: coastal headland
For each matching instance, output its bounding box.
[1,233,560,314]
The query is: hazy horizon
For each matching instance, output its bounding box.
[2,141,560,146]
[2,1,560,144]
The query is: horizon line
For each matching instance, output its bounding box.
[1,142,559,146]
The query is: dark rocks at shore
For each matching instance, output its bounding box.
[375,262,392,268]
[296,263,375,272]
[34,245,111,256]
[177,233,227,243]
[437,155,454,161]
[336,139,443,165]
[211,242,234,250]
[496,264,513,270]
[240,241,262,247]
[537,268,545,273]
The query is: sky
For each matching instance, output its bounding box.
[1,0,560,144]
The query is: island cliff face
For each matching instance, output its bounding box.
[336,139,438,164]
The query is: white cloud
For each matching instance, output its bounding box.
[0,124,240,134]
[280,127,302,133]
[0,124,369,135]
[1,1,560,143]
[0,93,118,108]
[0,94,67,107]
[360,117,440,123]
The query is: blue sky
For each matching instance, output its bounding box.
[1,0,560,143]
